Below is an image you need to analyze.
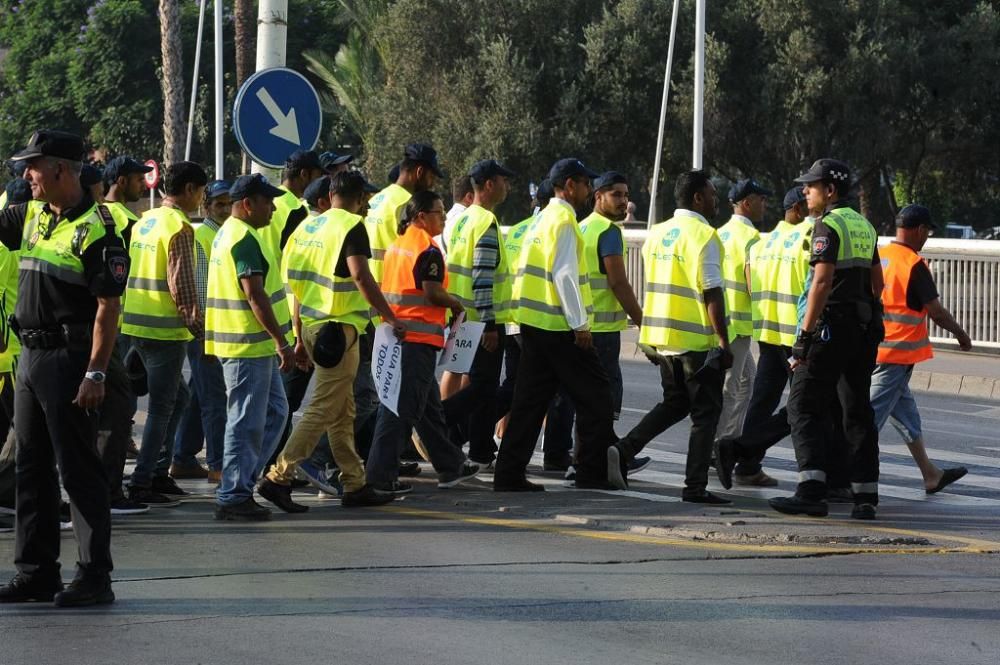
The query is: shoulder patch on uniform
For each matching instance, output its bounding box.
[108,255,128,283]
[812,237,829,254]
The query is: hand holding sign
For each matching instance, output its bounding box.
[371,323,403,415]
[438,313,486,374]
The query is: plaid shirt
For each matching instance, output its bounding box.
[167,221,204,339]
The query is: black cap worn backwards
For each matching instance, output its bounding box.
[103,156,153,184]
[547,158,599,182]
[11,129,86,162]
[387,162,401,184]
[80,164,103,188]
[319,151,354,170]
[593,171,628,191]
[536,178,554,201]
[729,178,773,202]
[794,158,851,185]
[285,149,323,171]
[782,186,806,211]
[205,179,232,200]
[468,159,516,183]
[228,173,285,201]
[303,176,332,208]
[3,178,31,208]
[404,143,444,178]
[896,204,938,230]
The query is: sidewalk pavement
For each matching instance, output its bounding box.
[620,329,1000,401]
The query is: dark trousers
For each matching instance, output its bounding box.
[618,351,723,495]
[97,339,134,502]
[593,332,623,416]
[15,346,112,578]
[734,341,789,475]
[268,363,314,468]
[0,370,16,507]
[496,326,615,485]
[787,311,881,503]
[443,328,507,463]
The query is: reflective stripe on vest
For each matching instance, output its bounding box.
[511,201,593,331]
[282,209,371,332]
[580,212,628,332]
[877,242,933,364]
[823,209,877,272]
[382,225,449,347]
[122,207,193,341]
[749,219,814,347]
[445,204,513,324]
[638,213,719,352]
[205,217,293,358]
[364,184,411,284]
[717,217,759,339]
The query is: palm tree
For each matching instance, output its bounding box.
[234,0,255,171]
[159,0,186,164]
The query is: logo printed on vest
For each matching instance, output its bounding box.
[513,224,529,239]
[784,231,800,248]
[138,218,156,236]
[661,228,681,247]
[719,230,731,242]
[305,215,328,234]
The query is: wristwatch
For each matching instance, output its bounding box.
[85,370,107,384]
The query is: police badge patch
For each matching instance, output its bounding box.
[108,255,128,283]
[812,237,829,255]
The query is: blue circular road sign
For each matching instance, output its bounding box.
[233,67,323,169]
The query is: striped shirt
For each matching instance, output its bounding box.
[472,225,500,328]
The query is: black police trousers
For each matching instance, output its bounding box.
[787,309,881,504]
[14,346,113,579]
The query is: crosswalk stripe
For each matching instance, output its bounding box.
[880,444,1000,470]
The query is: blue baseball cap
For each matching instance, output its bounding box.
[319,151,354,170]
[536,178,554,201]
[80,163,103,188]
[403,143,444,177]
[896,204,939,230]
[3,178,31,208]
[729,178,773,202]
[782,186,806,211]
[103,156,152,184]
[229,173,285,201]
[285,149,323,171]
[205,179,232,200]
[387,162,400,184]
[468,159,516,183]
[547,158,598,182]
[303,176,331,208]
[593,171,628,191]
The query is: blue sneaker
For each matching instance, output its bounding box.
[295,461,342,496]
[627,456,651,476]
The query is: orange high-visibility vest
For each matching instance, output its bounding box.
[877,241,933,364]
[382,225,449,348]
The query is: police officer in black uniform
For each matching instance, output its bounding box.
[0,130,129,607]
[769,159,884,520]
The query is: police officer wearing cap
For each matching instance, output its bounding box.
[769,158,884,520]
[497,157,619,492]
[440,159,516,466]
[260,149,325,256]
[0,130,129,606]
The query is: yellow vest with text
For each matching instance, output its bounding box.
[205,217,293,358]
[259,186,303,258]
[750,219,813,346]
[282,208,371,332]
[504,216,534,266]
[445,204,513,324]
[512,201,593,331]
[639,214,720,352]
[580,212,628,332]
[364,183,412,284]
[717,217,760,340]
[823,207,878,270]
[123,207,193,341]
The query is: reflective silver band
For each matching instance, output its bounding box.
[723,279,748,294]
[399,319,445,336]
[205,321,291,345]
[384,292,432,306]
[798,469,827,482]
[851,482,878,494]
[644,282,703,301]
[751,290,799,304]
[593,311,626,323]
[729,311,752,322]
[642,317,714,336]
[122,312,185,329]
[127,276,170,292]
[883,312,925,325]
[756,320,798,336]
[516,265,588,285]
[879,339,930,351]
[207,289,285,311]
[286,269,357,293]
[590,277,609,290]
[20,257,87,287]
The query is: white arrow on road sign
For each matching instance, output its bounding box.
[255,87,300,145]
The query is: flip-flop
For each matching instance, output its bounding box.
[926,466,968,494]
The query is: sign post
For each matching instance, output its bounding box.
[144,159,160,211]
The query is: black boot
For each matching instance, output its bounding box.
[257,478,309,513]
[53,572,114,607]
[0,572,64,603]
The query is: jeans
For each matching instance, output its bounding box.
[174,339,226,470]
[366,343,466,486]
[870,363,922,442]
[128,337,190,488]
[735,341,791,475]
[217,356,289,506]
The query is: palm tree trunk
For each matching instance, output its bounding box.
[159,0,186,164]
[234,0,255,172]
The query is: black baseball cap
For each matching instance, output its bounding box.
[228,173,285,201]
[404,143,444,178]
[896,204,938,230]
[319,151,354,170]
[205,179,232,200]
[285,149,323,171]
[729,178,773,202]
[303,176,331,207]
[782,186,806,211]
[103,156,153,184]
[80,164,103,188]
[7,160,26,178]
[547,158,599,182]
[468,159,516,183]
[536,178,554,201]
[363,177,380,193]
[3,178,31,208]
[11,130,86,162]
[593,171,628,191]
[794,158,851,185]
[387,162,401,184]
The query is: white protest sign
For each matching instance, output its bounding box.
[371,323,402,415]
[438,313,486,373]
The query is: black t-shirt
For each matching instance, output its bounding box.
[0,196,128,328]
[413,246,445,285]
[279,205,309,250]
[333,220,372,279]
[809,213,879,307]
[893,243,939,311]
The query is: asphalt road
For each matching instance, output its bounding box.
[1,357,998,664]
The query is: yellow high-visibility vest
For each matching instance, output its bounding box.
[364,183,411,283]
[580,212,628,332]
[445,204,513,324]
[749,219,813,347]
[717,217,759,340]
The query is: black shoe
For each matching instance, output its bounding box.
[342,484,397,507]
[110,498,149,515]
[289,478,311,489]
[715,439,736,490]
[127,486,180,508]
[53,574,114,608]
[768,495,828,517]
[257,479,309,513]
[215,497,271,521]
[927,467,967,494]
[438,463,481,489]
[606,443,628,490]
[371,481,412,494]
[151,476,190,497]
[542,455,572,472]
[493,477,545,492]
[398,461,422,477]
[682,491,732,505]
[627,456,651,475]
[851,503,877,520]
[0,572,63,603]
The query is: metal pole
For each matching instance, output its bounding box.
[647,0,681,229]
[692,0,706,169]
[252,0,288,179]
[214,0,224,179]
[185,0,208,161]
